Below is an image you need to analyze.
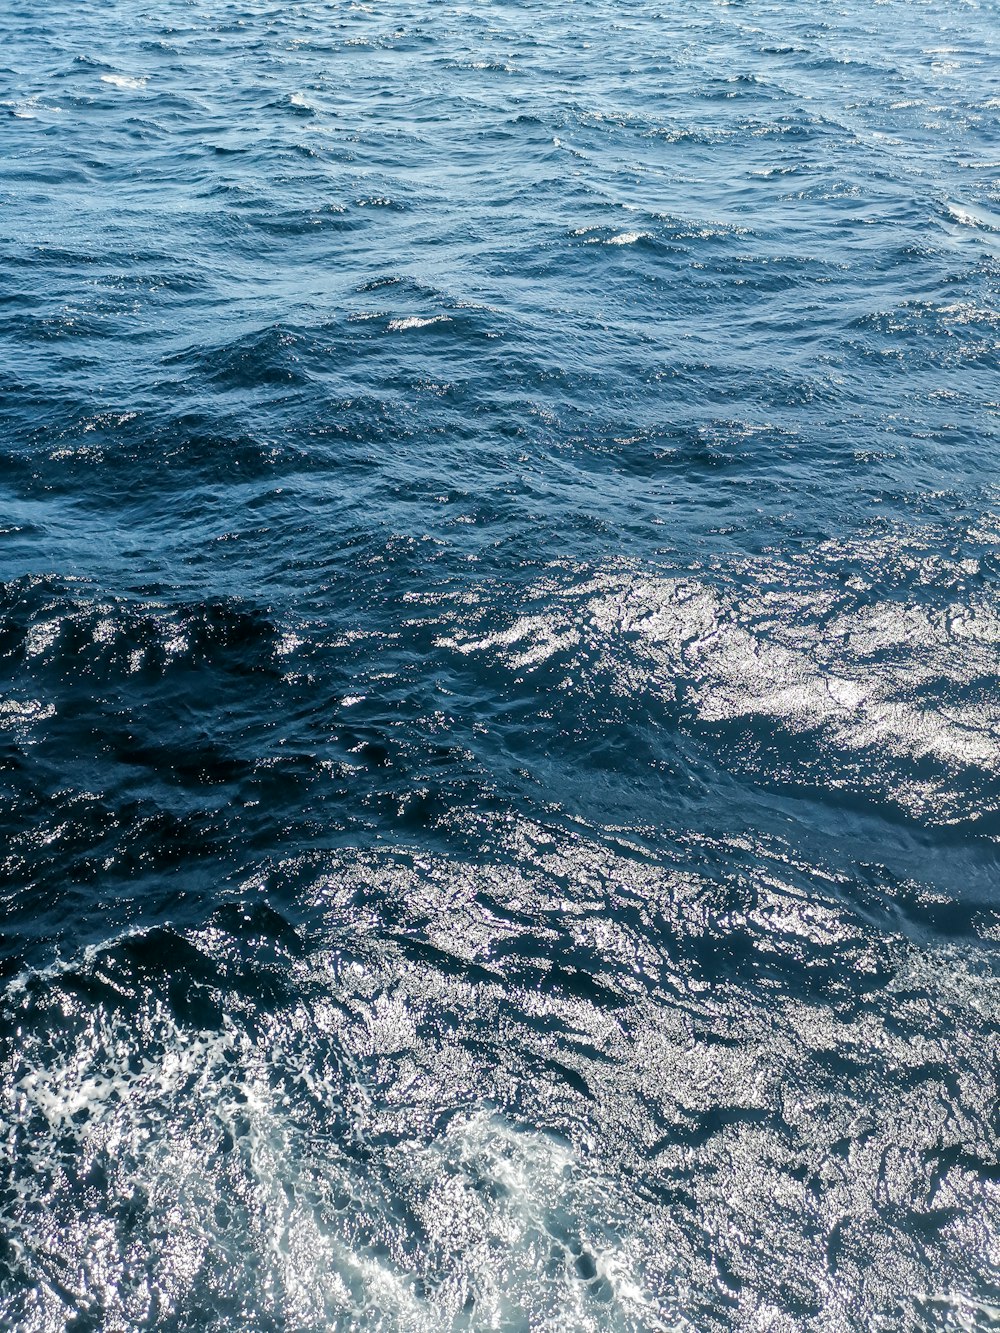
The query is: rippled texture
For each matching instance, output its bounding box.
[2,1,1000,1328]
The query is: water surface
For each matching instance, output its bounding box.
[2,1,999,1328]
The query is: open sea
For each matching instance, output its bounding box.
[1,1,999,1328]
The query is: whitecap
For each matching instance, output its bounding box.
[581,230,652,246]
[944,200,1000,232]
[604,231,650,245]
[5,97,62,118]
[100,73,148,90]
[386,315,450,332]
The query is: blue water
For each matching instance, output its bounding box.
[2,1,999,1327]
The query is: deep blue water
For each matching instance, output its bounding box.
[2,1,999,1328]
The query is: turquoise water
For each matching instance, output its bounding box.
[2,1,999,1328]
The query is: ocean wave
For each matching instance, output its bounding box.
[2,0,999,1324]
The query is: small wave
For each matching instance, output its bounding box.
[100,73,148,90]
[573,226,654,247]
[4,97,62,119]
[0,580,286,686]
[603,231,651,246]
[386,315,451,332]
[944,199,1000,232]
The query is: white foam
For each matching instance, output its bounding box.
[1,928,681,1331]
[580,230,652,245]
[5,97,62,118]
[386,315,450,332]
[604,231,650,245]
[945,200,1000,232]
[100,74,148,90]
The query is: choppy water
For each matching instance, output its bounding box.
[2,1,1000,1328]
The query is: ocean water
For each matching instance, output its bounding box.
[1,0,999,1328]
